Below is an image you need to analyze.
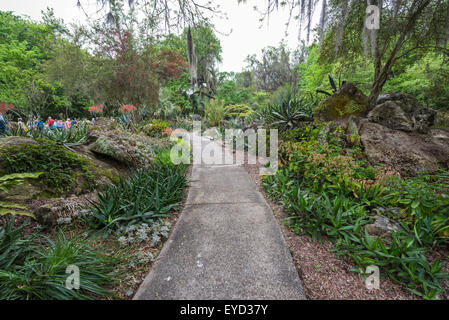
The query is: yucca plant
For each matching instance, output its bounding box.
[316,73,342,96]
[263,91,314,131]
[39,124,89,147]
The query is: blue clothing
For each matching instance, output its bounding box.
[0,119,6,132]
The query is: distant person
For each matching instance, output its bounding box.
[56,119,64,129]
[17,118,29,132]
[48,117,55,130]
[38,119,44,132]
[0,114,7,133]
[65,119,72,129]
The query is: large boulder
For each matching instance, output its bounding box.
[0,136,38,148]
[368,93,436,133]
[360,122,449,175]
[315,82,368,121]
[89,136,135,166]
[87,118,156,167]
[0,181,41,201]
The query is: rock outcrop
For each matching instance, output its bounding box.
[360,122,449,175]
[0,136,38,148]
[88,117,156,167]
[368,93,436,133]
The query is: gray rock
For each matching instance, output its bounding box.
[33,204,59,226]
[369,93,436,133]
[317,124,331,143]
[89,136,134,166]
[0,181,41,201]
[346,115,359,135]
[360,122,449,175]
[365,216,399,237]
[0,136,38,149]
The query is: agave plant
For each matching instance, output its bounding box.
[263,92,314,131]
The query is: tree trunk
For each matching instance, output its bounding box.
[367,0,432,111]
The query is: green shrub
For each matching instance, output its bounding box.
[0,217,118,300]
[0,139,95,195]
[261,90,314,131]
[140,120,170,137]
[85,156,188,233]
[264,124,449,299]
[205,99,227,127]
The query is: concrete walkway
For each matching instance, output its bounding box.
[133,134,305,300]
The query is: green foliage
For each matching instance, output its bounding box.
[205,99,227,127]
[383,53,449,110]
[316,73,342,96]
[140,120,170,137]
[0,10,68,117]
[0,139,94,195]
[224,104,254,119]
[84,153,188,233]
[261,90,314,131]
[216,78,252,105]
[264,124,449,299]
[0,217,118,300]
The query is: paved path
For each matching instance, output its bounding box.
[133,134,305,300]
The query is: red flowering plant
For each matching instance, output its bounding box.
[162,127,172,136]
[88,104,104,114]
[0,102,14,114]
[119,104,137,113]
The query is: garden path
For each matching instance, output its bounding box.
[133,133,305,300]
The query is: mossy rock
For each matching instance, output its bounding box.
[315,82,368,121]
[0,181,41,201]
[0,139,97,200]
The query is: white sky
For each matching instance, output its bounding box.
[0,0,316,72]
